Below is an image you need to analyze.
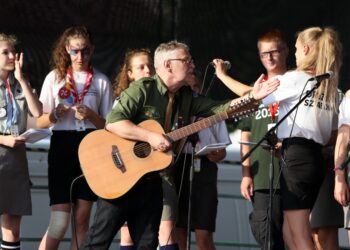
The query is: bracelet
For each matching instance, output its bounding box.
[248,91,255,100]
[248,90,262,105]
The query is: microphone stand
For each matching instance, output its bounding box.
[241,79,321,250]
[185,133,199,250]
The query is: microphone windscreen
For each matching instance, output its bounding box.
[224,61,231,70]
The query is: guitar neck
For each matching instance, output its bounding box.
[166,111,229,142]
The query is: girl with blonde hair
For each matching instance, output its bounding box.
[261,27,342,249]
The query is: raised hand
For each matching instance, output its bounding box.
[251,74,280,100]
[14,53,25,83]
[212,58,228,78]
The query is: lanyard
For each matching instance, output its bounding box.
[5,79,13,114]
[262,75,279,122]
[268,101,279,122]
[66,67,94,104]
[4,78,19,129]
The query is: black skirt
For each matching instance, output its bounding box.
[280,137,326,210]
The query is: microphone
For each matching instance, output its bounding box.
[310,71,334,82]
[210,60,231,70]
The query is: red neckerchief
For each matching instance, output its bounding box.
[262,75,279,122]
[66,67,94,104]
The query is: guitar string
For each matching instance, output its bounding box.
[114,116,252,157]
[110,99,254,157]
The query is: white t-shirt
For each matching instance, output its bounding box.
[183,121,231,153]
[262,71,337,145]
[339,96,350,128]
[40,69,113,130]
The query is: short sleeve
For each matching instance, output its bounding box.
[339,96,350,128]
[237,116,252,131]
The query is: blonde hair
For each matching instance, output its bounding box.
[154,40,189,69]
[0,33,18,46]
[296,27,342,111]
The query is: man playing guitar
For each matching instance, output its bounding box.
[80,41,279,250]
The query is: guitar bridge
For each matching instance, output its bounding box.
[111,145,126,173]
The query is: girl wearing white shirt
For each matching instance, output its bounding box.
[36,26,113,250]
[262,27,342,249]
[334,90,350,245]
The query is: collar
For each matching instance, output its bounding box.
[0,79,4,88]
[154,74,170,96]
[0,74,14,88]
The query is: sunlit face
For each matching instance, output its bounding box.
[66,37,93,71]
[127,54,155,81]
[294,39,306,67]
[258,41,288,74]
[0,41,16,72]
[168,48,195,82]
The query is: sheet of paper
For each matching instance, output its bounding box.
[195,142,229,156]
[238,141,270,148]
[20,128,52,143]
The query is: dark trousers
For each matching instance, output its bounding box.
[249,190,285,250]
[80,176,163,250]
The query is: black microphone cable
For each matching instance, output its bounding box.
[199,63,212,96]
[70,174,85,250]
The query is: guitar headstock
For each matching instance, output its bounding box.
[227,96,259,121]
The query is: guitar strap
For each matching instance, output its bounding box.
[171,86,193,165]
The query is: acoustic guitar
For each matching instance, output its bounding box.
[78,97,257,199]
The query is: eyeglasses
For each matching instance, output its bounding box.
[259,49,281,59]
[69,47,91,57]
[168,57,193,65]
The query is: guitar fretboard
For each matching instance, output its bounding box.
[166,97,257,142]
[166,111,229,142]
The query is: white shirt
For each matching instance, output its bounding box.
[40,69,113,130]
[262,71,337,145]
[183,121,231,153]
[339,96,350,127]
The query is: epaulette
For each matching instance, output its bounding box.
[141,77,156,85]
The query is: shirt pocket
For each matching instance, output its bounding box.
[141,106,161,120]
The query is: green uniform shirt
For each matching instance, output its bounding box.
[238,103,280,190]
[106,74,231,128]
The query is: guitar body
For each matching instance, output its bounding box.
[78,120,172,199]
[79,96,258,199]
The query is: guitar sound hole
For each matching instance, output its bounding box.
[134,142,151,158]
